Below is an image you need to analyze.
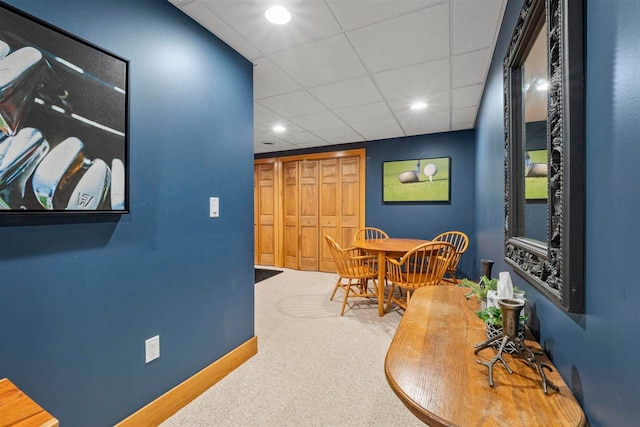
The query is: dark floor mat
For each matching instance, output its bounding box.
[255,268,283,283]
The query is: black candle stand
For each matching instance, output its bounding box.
[473,298,559,394]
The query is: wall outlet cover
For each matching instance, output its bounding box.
[145,335,160,363]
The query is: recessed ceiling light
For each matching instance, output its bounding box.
[273,124,286,133]
[265,5,291,25]
[410,101,427,110]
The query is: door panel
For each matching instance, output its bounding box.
[283,162,299,269]
[299,160,319,271]
[340,157,360,250]
[319,159,339,272]
[257,164,276,265]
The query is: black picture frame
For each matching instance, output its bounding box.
[382,157,451,204]
[0,1,129,214]
[504,0,585,313]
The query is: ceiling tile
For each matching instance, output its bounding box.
[253,144,270,154]
[290,140,330,148]
[270,35,367,88]
[334,102,395,126]
[452,84,483,109]
[312,125,364,144]
[326,0,442,31]
[373,58,449,100]
[253,134,297,152]
[200,0,342,54]
[452,48,492,87]
[254,119,305,135]
[257,90,326,117]
[308,76,382,110]
[351,120,404,141]
[170,0,196,7]
[452,106,477,126]
[278,131,324,145]
[451,121,475,131]
[452,0,505,55]
[346,4,450,73]
[393,108,451,136]
[253,132,298,152]
[182,1,262,59]
[289,111,346,131]
[387,90,450,115]
[253,57,301,99]
[254,103,282,123]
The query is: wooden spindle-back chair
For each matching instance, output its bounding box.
[385,242,457,311]
[432,231,469,284]
[325,235,379,315]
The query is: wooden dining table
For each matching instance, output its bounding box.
[351,238,429,316]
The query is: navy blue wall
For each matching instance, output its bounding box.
[475,0,640,425]
[0,1,254,426]
[257,130,476,278]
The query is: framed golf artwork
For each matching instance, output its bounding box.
[0,2,129,213]
[524,149,548,201]
[382,157,451,203]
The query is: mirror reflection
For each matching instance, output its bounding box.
[521,21,548,242]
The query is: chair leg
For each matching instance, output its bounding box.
[330,277,342,301]
[385,283,396,312]
[340,279,352,316]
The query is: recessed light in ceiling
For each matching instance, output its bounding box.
[410,101,427,110]
[273,124,286,133]
[265,5,291,25]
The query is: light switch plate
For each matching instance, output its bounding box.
[210,197,219,218]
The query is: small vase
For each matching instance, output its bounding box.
[480,259,494,280]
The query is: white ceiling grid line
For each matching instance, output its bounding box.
[168,0,507,153]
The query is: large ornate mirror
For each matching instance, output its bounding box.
[504,0,585,313]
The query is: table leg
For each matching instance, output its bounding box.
[378,251,386,317]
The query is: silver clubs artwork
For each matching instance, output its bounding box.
[0,5,127,212]
[0,131,124,210]
[0,47,47,136]
[0,127,50,208]
[111,158,125,210]
[67,159,111,210]
[32,137,89,209]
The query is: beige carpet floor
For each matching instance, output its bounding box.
[162,267,424,427]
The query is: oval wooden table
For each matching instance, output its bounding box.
[385,286,585,426]
[352,238,428,317]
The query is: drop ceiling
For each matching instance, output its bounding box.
[168,0,507,153]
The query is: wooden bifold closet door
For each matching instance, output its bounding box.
[255,149,365,273]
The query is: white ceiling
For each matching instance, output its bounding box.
[168,0,506,154]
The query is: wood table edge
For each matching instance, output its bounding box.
[384,354,454,427]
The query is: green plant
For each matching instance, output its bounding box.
[460,276,497,301]
[476,306,528,327]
